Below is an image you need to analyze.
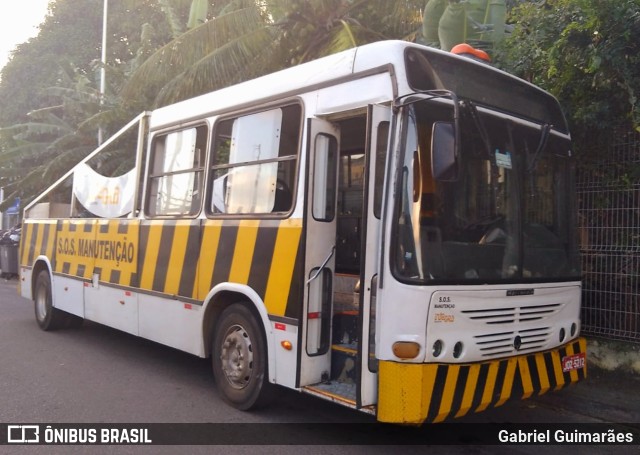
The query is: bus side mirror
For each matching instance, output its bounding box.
[431,121,459,181]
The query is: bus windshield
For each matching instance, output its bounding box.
[393,98,581,285]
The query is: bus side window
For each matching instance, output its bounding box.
[146,125,207,217]
[209,104,301,215]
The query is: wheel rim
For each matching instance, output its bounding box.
[219,324,254,390]
[35,283,48,322]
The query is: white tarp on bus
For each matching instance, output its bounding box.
[72,163,135,218]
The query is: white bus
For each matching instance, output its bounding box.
[19,40,585,424]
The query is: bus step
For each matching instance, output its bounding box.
[302,381,357,408]
[301,343,359,405]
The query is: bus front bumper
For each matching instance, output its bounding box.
[377,337,587,424]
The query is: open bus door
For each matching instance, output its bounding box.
[299,118,340,387]
[358,105,391,407]
[300,106,391,410]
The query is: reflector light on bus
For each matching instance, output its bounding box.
[392,341,421,359]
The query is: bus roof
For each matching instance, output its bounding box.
[149,40,400,130]
[149,40,564,131]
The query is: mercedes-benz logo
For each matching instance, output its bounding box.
[513,335,522,351]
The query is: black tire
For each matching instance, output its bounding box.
[34,270,69,331]
[212,303,272,411]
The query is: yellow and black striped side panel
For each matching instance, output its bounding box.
[377,337,587,424]
[205,218,304,318]
[20,220,57,268]
[138,219,201,298]
[21,217,304,320]
[137,218,304,319]
[52,220,139,286]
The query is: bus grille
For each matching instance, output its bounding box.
[472,327,552,357]
[461,304,562,357]
[461,303,562,324]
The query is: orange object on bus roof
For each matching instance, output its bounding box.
[450,43,491,62]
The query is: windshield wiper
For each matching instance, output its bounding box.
[527,123,552,173]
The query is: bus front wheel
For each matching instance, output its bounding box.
[212,303,271,411]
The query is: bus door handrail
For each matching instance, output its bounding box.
[306,246,336,285]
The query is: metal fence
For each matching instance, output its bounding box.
[577,130,640,343]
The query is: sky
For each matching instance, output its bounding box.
[0,0,52,71]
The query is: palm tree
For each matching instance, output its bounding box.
[122,0,424,108]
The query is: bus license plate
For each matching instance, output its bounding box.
[562,352,586,372]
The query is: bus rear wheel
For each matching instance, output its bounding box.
[34,270,70,331]
[212,303,271,411]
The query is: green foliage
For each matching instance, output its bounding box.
[121,4,272,107]
[187,0,210,29]
[0,0,171,211]
[0,0,168,126]
[496,0,640,152]
[0,61,133,211]
[273,0,423,63]
[2,0,637,213]
[421,0,507,51]
[123,0,425,107]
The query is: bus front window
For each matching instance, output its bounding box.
[393,100,581,285]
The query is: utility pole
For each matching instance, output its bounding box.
[98,0,108,145]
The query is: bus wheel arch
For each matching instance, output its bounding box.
[202,287,273,357]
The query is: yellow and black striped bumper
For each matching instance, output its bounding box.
[377,337,587,424]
